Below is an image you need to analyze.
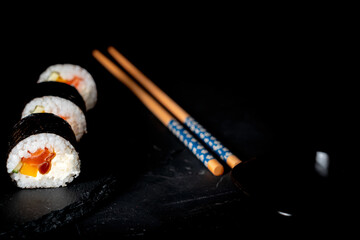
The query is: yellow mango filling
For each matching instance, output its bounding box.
[20,163,38,177]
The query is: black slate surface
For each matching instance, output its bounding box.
[0,17,356,238]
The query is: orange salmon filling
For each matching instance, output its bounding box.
[56,75,82,88]
[20,148,56,177]
[59,115,69,121]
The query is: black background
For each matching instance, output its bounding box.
[0,10,357,238]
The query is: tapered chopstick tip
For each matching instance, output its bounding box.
[107,46,115,52]
[92,49,102,59]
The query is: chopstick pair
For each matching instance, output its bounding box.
[93,47,242,176]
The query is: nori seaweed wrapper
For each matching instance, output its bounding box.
[8,113,78,153]
[23,82,86,114]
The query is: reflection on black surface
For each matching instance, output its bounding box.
[315,151,330,177]
[277,211,292,217]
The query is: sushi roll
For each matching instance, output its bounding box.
[21,82,87,141]
[38,64,97,110]
[6,113,80,188]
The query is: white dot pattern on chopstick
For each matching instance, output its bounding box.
[167,119,214,166]
[184,117,232,163]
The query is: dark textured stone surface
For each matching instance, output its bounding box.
[0,175,116,238]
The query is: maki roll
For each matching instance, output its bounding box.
[38,64,97,110]
[6,113,80,188]
[21,82,87,141]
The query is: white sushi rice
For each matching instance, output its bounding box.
[38,64,97,110]
[6,133,80,188]
[21,96,87,141]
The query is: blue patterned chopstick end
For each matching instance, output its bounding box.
[167,119,214,166]
[184,117,232,163]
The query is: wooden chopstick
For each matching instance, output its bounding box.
[107,46,242,169]
[92,50,224,176]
